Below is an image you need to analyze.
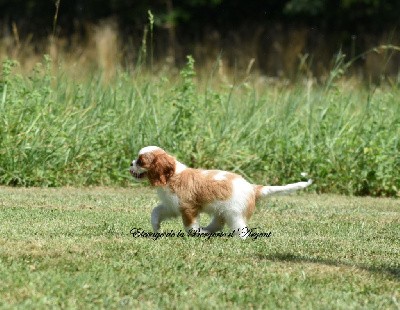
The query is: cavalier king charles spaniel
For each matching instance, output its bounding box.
[130,146,312,239]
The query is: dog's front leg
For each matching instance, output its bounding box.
[151,204,176,232]
[203,216,225,233]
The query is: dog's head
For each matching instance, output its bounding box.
[130,146,176,186]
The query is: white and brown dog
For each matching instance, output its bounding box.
[130,146,312,238]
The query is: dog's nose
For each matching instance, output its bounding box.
[130,162,133,167]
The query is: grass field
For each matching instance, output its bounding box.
[0,186,398,309]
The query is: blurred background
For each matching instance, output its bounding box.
[0,0,399,81]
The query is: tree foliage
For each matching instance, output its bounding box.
[0,0,399,37]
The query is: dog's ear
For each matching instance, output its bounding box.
[148,153,175,186]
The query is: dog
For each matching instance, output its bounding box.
[130,146,312,239]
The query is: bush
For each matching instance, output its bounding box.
[0,56,399,196]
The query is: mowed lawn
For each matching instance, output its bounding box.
[0,186,398,309]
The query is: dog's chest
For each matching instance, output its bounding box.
[157,187,180,210]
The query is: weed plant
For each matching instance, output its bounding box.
[0,55,399,196]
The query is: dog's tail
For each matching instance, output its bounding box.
[255,175,313,198]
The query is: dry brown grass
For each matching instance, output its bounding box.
[1,20,399,82]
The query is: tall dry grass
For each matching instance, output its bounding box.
[1,20,400,82]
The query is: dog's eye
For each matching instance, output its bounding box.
[136,158,143,166]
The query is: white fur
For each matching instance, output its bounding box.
[131,161,144,173]
[204,177,254,237]
[260,179,313,196]
[151,188,181,232]
[129,160,147,182]
[213,171,227,181]
[157,187,180,210]
[139,146,161,155]
[175,161,187,174]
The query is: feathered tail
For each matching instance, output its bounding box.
[256,177,313,198]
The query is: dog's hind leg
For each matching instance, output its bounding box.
[225,215,248,239]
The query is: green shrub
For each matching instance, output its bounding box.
[0,56,399,196]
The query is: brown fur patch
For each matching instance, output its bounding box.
[255,185,264,199]
[140,151,176,186]
[167,169,238,226]
[179,202,200,226]
[168,168,235,207]
[244,192,256,220]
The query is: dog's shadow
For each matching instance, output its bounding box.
[257,252,400,281]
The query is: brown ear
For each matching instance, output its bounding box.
[148,153,176,186]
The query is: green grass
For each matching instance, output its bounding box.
[0,56,399,196]
[0,186,399,309]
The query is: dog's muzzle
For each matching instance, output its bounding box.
[130,170,147,180]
